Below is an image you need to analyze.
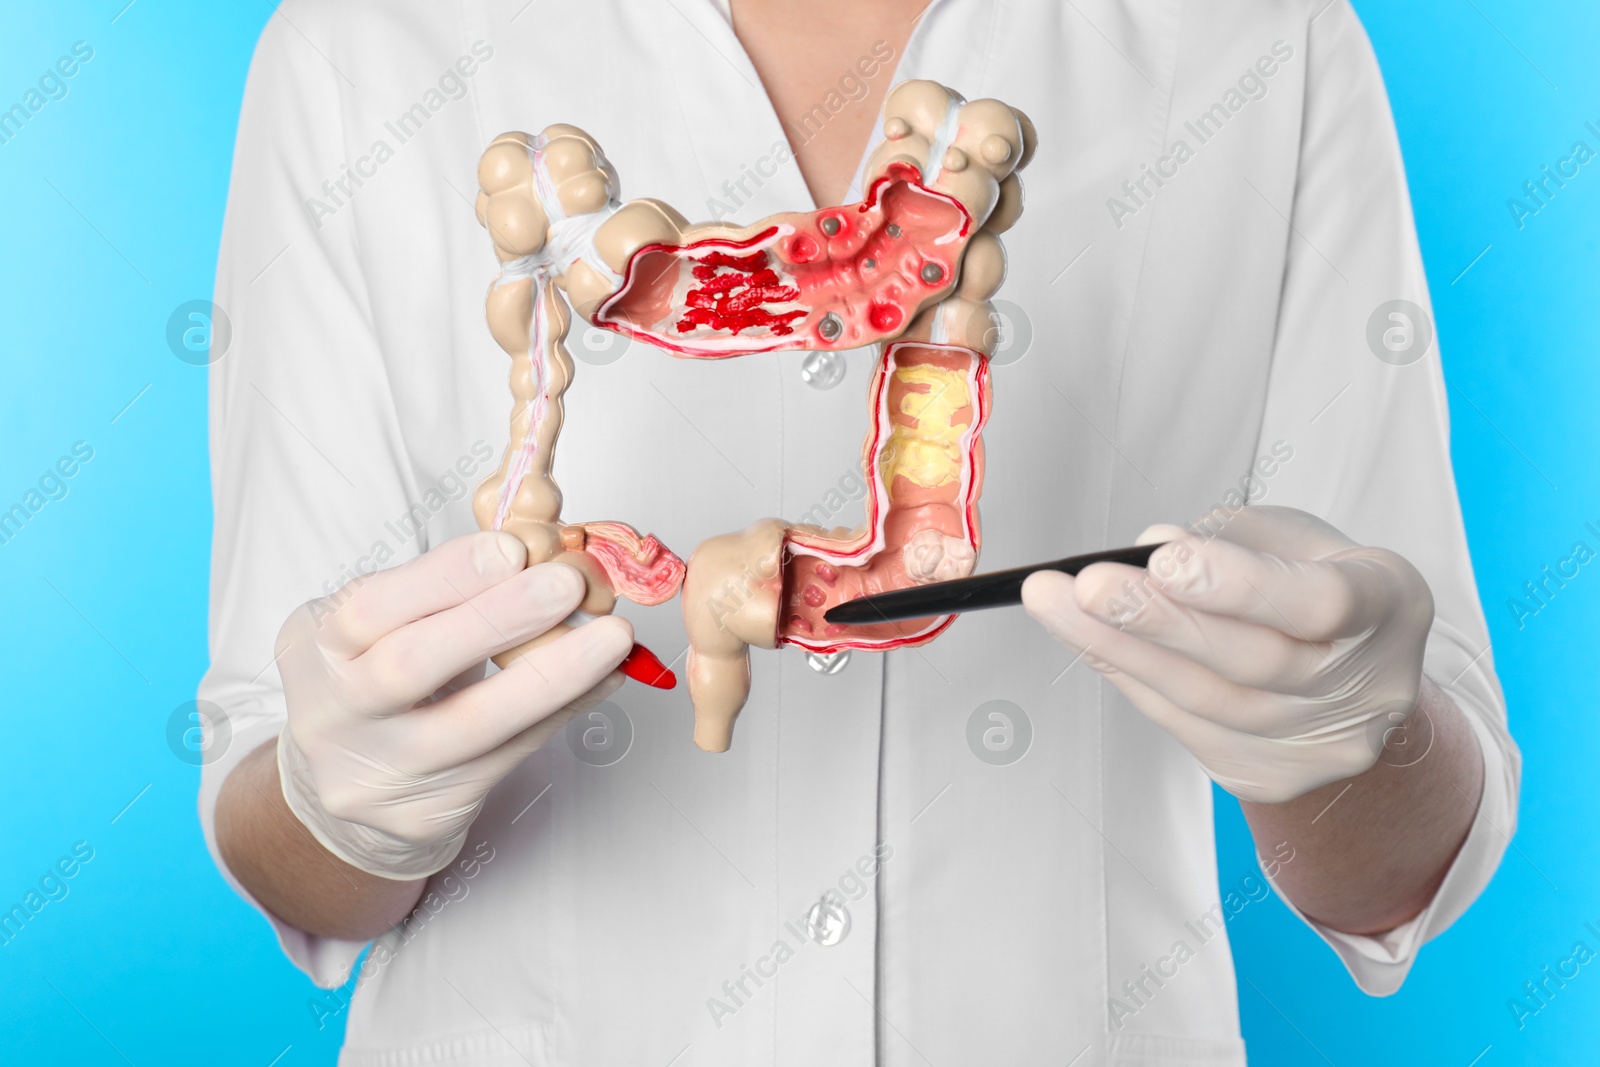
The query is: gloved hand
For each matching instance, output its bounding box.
[274,531,634,879]
[1023,506,1434,804]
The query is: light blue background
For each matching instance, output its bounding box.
[0,2,1594,1063]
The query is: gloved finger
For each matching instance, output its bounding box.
[401,614,634,770]
[1185,505,1357,556]
[1145,534,1402,642]
[1091,668,1343,804]
[1134,523,1189,547]
[1090,665,1252,781]
[1072,561,1335,695]
[316,531,530,658]
[468,670,627,782]
[1023,570,1284,734]
[359,562,588,709]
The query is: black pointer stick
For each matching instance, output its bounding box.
[822,542,1167,626]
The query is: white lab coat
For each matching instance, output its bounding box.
[198,1,1519,1064]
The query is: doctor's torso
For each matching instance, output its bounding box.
[227,1,1353,1063]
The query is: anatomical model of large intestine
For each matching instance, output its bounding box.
[472,81,1035,752]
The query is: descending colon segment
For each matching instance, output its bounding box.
[782,342,989,651]
[472,80,1035,749]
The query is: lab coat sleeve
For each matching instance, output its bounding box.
[197,11,418,989]
[1249,0,1520,996]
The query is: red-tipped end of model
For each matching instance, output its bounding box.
[620,643,677,689]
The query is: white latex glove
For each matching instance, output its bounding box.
[274,531,634,879]
[1023,506,1434,804]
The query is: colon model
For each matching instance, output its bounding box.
[473,80,1034,751]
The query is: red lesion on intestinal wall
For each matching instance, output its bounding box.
[676,250,807,337]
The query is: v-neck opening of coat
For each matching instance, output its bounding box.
[681,0,955,214]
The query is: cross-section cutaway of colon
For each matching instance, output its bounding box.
[473,80,1036,751]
